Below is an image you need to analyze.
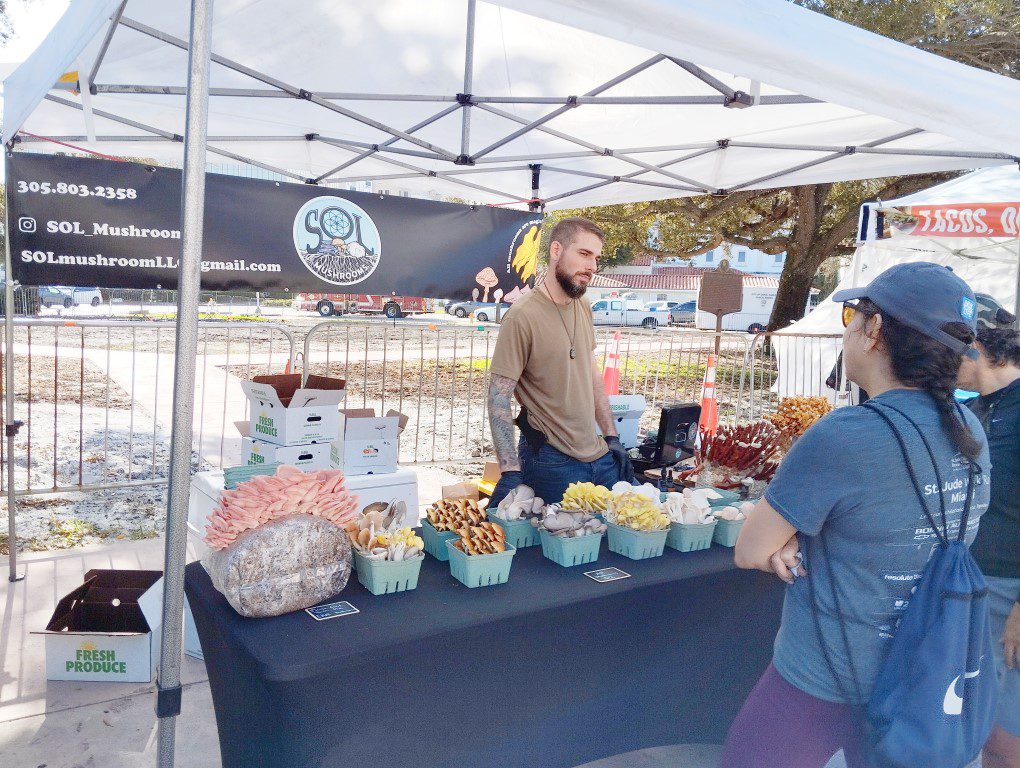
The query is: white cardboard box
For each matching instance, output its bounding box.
[602,394,647,449]
[334,409,408,475]
[241,436,338,470]
[239,374,346,446]
[35,570,163,683]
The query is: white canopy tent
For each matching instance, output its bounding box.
[774,165,1020,400]
[4,2,1020,766]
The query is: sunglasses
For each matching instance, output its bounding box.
[841,301,875,328]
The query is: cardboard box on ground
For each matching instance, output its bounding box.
[34,570,164,683]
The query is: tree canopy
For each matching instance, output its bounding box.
[554,0,1019,329]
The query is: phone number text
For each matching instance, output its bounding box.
[15,181,138,200]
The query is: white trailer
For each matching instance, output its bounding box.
[695,284,776,333]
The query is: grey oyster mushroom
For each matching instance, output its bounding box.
[493,484,544,521]
[532,504,607,538]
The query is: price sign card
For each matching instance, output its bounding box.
[584,567,631,583]
[306,601,360,621]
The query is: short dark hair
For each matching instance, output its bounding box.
[977,308,1020,367]
[548,217,605,251]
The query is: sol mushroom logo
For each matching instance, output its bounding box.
[293,196,382,286]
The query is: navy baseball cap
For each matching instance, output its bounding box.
[832,262,978,358]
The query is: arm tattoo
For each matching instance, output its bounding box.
[488,374,520,472]
[592,357,617,438]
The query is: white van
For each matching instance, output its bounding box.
[695,285,775,333]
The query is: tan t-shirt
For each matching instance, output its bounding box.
[489,288,608,463]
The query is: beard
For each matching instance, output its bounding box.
[555,263,589,298]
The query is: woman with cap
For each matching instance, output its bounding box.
[720,262,991,768]
[957,307,1020,768]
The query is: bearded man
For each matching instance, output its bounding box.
[487,217,634,506]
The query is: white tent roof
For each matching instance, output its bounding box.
[5,0,1020,209]
[882,165,1020,207]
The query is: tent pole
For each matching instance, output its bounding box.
[155,0,212,765]
[460,0,476,158]
[3,155,24,583]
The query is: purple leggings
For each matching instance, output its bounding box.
[719,663,870,768]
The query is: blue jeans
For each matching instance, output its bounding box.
[987,575,1020,736]
[518,436,623,505]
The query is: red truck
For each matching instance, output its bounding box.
[291,293,429,319]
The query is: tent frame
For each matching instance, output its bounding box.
[4,3,1020,767]
[9,3,1018,208]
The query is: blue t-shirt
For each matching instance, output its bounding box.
[766,389,991,704]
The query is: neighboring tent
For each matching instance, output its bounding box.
[775,165,1020,399]
[5,3,1020,767]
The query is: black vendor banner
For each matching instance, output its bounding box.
[7,153,543,299]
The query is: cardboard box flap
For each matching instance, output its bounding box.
[250,374,346,409]
[384,410,410,434]
[45,574,99,632]
[137,577,165,636]
[288,387,346,409]
[235,420,250,437]
[240,379,287,409]
[341,408,377,419]
[43,570,162,634]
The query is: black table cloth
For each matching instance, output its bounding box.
[185,540,784,768]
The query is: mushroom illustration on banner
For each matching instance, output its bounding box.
[511,224,541,283]
[475,267,499,302]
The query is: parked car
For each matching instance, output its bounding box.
[38,286,102,308]
[446,301,510,321]
[672,300,697,325]
[645,300,696,325]
[591,299,669,328]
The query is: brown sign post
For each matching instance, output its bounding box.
[697,260,744,354]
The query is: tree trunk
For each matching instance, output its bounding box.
[768,242,830,331]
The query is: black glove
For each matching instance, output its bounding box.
[605,436,635,484]
[489,470,524,508]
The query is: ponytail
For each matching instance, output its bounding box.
[859,299,981,462]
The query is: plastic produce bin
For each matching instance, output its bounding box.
[421,520,458,561]
[666,521,717,553]
[353,551,424,595]
[713,518,745,547]
[539,529,603,567]
[487,514,540,549]
[606,522,668,560]
[445,540,516,588]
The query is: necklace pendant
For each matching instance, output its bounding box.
[569,347,576,360]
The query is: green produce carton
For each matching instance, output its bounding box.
[539,528,603,567]
[713,518,745,547]
[606,522,668,560]
[421,519,458,561]
[445,540,516,588]
[666,520,717,552]
[487,513,540,548]
[353,551,424,595]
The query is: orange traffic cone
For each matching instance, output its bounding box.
[284,352,304,375]
[603,331,622,396]
[698,353,719,436]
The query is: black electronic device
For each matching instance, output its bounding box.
[655,402,701,465]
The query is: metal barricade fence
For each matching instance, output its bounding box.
[2,319,843,495]
[0,319,296,496]
[301,321,762,465]
[301,320,500,465]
